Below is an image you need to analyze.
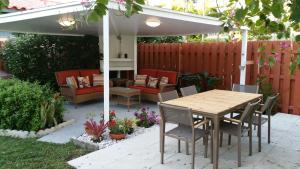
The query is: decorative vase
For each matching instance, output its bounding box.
[110,133,126,140]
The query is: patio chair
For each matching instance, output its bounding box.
[158,103,210,169]
[227,84,259,145]
[233,93,279,152]
[219,99,261,167]
[180,85,203,123]
[232,84,259,94]
[158,91,189,155]
[158,90,179,102]
[180,85,198,96]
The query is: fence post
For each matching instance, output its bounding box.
[240,26,249,85]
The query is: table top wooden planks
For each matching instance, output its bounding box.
[163,90,262,117]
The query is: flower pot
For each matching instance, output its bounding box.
[110,133,126,140]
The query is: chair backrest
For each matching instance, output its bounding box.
[232,84,259,94]
[158,103,193,126]
[158,90,179,102]
[240,99,261,122]
[261,93,280,113]
[180,85,198,96]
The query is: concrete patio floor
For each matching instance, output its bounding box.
[38,99,158,143]
[68,113,300,169]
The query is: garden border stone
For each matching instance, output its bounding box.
[0,119,76,139]
[71,125,159,151]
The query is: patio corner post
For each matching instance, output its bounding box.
[134,35,138,77]
[103,11,110,122]
[240,26,249,85]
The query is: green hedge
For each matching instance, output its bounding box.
[0,79,64,131]
[0,34,99,90]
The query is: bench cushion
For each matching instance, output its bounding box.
[76,86,103,95]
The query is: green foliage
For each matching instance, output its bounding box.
[213,0,297,40]
[289,0,300,24]
[0,79,64,131]
[179,71,222,92]
[256,75,274,101]
[0,0,8,9]
[88,0,145,21]
[137,36,183,43]
[290,60,297,75]
[0,137,90,169]
[0,34,99,90]
[40,93,65,129]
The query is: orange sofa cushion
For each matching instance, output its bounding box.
[56,70,80,86]
[76,86,103,95]
[157,70,177,84]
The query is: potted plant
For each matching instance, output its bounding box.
[123,118,134,135]
[84,119,108,142]
[109,111,126,140]
[134,107,159,128]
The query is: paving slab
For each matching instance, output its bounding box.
[68,113,300,169]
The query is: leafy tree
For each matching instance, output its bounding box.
[137,36,183,43]
[0,0,8,10]
[211,0,300,74]
[82,0,145,22]
[211,0,297,39]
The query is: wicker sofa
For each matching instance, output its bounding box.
[55,69,111,105]
[128,69,178,102]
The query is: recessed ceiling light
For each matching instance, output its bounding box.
[145,18,161,28]
[58,15,75,27]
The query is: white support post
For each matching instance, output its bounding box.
[240,26,249,85]
[133,35,138,77]
[103,12,110,122]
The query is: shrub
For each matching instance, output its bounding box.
[0,79,65,131]
[0,34,99,90]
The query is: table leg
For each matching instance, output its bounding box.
[213,117,220,169]
[127,97,130,112]
[139,94,141,105]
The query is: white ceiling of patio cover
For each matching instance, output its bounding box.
[0,2,223,36]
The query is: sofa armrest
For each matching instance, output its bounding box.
[60,85,76,98]
[126,80,134,87]
[159,84,176,92]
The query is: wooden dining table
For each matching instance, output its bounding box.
[163,89,262,169]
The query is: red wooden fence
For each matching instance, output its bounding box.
[138,41,300,115]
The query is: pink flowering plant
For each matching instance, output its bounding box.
[257,41,300,75]
[134,107,159,128]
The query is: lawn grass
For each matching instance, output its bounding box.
[0,136,90,169]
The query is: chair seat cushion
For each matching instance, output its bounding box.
[166,125,206,142]
[76,86,103,95]
[128,86,160,94]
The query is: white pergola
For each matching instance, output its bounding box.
[0,1,248,123]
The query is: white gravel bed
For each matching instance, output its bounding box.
[72,125,158,150]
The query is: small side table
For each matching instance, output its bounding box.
[110,87,141,111]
